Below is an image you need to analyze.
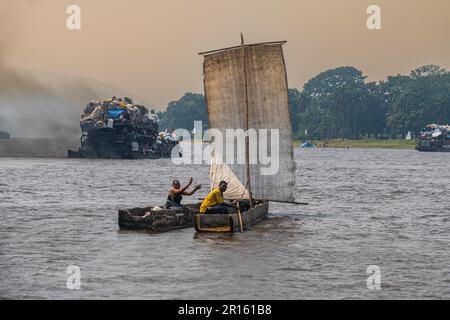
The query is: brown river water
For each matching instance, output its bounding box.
[0,144,449,299]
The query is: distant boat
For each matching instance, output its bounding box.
[68,97,178,159]
[416,124,450,152]
[300,141,315,148]
[0,130,10,139]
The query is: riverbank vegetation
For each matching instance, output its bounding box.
[295,139,416,150]
[157,64,450,145]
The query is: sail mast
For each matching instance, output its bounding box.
[240,33,253,204]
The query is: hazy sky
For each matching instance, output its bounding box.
[2,0,450,108]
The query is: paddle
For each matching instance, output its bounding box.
[237,200,244,233]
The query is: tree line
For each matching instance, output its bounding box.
[157,65,450,140]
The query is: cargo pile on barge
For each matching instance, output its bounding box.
[416,124,450,152]
[68,97,179,159]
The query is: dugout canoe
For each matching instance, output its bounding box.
[118,203,200,232]
[195,36,296,233]
[194,201,269,233]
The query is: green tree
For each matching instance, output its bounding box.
[385,65,450,135]
[156,65,450,141]
[158,93,208,131]
[296,66,385,139]
[288,88,301,134]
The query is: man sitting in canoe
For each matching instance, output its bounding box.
[200,181,237,214]
[166,177,201,208]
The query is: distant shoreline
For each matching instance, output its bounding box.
[0,138,417,159]
[295,139,416,150]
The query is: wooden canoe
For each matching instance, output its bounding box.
[194,201,269,233]
[118,203,200,232]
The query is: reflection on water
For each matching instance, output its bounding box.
[0,148,449,299]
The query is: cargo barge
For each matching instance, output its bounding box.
[416,124,450,152]
[68,97,179,159]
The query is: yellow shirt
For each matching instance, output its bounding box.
[200,188,224,213]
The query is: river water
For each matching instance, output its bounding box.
[0,148,449,299]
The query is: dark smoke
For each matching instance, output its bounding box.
[0,65,106,138]
[0,3,83,139]
[0,2,143,142]
[0,43,133,139]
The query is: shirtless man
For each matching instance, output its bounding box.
[166,177,201,208]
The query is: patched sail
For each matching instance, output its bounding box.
[200,40,295,202]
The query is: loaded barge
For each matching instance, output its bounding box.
[416,124,450,152]
[68,97,179,159]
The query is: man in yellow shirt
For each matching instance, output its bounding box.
[200,181,237,214]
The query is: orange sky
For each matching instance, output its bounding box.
[2,0,450,108]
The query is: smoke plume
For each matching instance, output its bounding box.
[0,2,128,139]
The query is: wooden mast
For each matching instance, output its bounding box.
[240,33,253,206]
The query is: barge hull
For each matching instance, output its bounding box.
[68,148,168,159]
[415,146,450,152]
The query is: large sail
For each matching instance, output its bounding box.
[201,41,295,202]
